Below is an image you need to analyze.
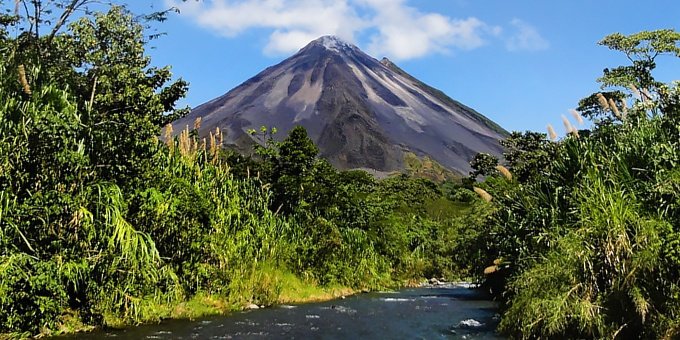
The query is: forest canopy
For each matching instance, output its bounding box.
[1,1,680,339]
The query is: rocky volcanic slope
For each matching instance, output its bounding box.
[172,36,508,175]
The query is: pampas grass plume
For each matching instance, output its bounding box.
[608,98,621,119]
[496,165,513,181]
[570,109,584,125]
[473,187,493,202]
[621,99,628,117]
[562,115,579,138]
[216,127,224,147]
[163,123,174,148]
[484,265,498,275]
[547,124,558,141]
[629,84,641,99]
[18,65,31,95]
[561,115,574,134]
[596,93,610,111]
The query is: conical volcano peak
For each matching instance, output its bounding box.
[175,34,508,175]
[380,57,394,67]
[310,35,356,52]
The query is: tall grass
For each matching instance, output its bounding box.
[480,84,680,339]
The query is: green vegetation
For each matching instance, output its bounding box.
[404,152,462,182]
[4,2,678,339]
[0,2,484,337]
[467,30,680,339]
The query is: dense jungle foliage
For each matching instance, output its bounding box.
[470,30,680,339]
[0,2,486,337]
[3,1,680,339]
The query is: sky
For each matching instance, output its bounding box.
[126,0,680,134]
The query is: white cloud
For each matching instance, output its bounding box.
[359,0,500,59]
[167,0,510,59]
[168,0,364,55]
[505,18,549,52]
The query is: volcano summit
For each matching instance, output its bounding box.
[172,35,507,175]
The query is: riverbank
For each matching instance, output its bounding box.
[11,269,369,339]
[51,281,500,339]
[2,269,470,340]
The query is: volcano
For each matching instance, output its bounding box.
[172,36,507,175]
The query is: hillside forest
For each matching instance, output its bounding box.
[1,2,679,339]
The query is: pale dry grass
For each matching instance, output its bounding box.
[596,93,610,111]
[562,115,579,137]
[18,65,31,95]
[473,187,492,202]
[547,124,558,141]
[608,98,621,119]
[570,109,584,125]
[496,165,513,181]
[629,84,641,99]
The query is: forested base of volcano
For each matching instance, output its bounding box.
[3,2,680,339]
[0,5,488,338]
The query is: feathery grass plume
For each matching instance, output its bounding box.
[209,131,216,156]
[561,115,574,134]
[496,165,513,181]
[629,84,641,99]
[547,124,558,141]
[621,99,628,117]
[193,117,202,131]
[179,126,190,156]
[562,115,580,138]
[87,76,98,111]
[18,65,31,95]
[215,127,223,147]
[608,98,622,119]
[163,123,174,148]
[569,109,584,125]
[484,265,498,275]
[190,131,198,153]
[596,92,610,111]
[473,187,492,202]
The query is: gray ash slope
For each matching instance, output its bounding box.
[173,36,507,174]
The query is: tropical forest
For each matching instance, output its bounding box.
[1,1,680,339]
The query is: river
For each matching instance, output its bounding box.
[56,283,503,339]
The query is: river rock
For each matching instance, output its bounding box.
[246,303,260,310]
[457,319,484,329]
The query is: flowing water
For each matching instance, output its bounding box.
[57,283,503,339]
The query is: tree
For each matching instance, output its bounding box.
[60,7,188,186]
[598,30,680,91]
[3,2,188,186]
[578,30,680,122]
[469,153,498,178]
[576,90,626,121]
[0,4,189,334]
[271,126,321,214]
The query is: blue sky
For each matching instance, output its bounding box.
[128,0,679,134]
